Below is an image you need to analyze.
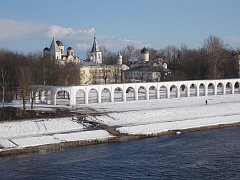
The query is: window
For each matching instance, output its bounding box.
[89,78,91,81]
[99,70,101,73]
[83,77,85,80]
[83,70,85,74]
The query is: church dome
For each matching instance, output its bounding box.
[141,47,149,54]
[67,47,73,50]
[117,51,122,58]
[56,40,63,46]
[43,47,49,51]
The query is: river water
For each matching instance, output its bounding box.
[0,127,240,180]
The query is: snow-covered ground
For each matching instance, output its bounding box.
[82,94,240,134]
[0,93,240,151]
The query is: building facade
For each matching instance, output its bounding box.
[43,36,125,84]
[43,37,81,64]
[124,47,169,82]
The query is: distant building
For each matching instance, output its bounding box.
[43,36,126,84]
[43,37,81,64]
[124,47,169,82]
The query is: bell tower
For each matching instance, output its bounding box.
[90,36,102,64]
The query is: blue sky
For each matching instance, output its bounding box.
[0,0,239,58]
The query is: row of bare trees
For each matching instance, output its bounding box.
[90,35,239,80]
[0,35,239,109]
[0,49,80,110]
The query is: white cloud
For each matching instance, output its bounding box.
[36,25,150,52]
[0,20,152,56]
[224,36,240,44]
[37,25,95,41]
[0,19,44,41]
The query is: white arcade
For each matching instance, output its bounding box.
[32,79,240,106]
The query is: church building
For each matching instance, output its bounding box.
[124,47,169,82]
[43,37,81,64]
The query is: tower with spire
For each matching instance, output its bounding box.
[49,37,62,60]
[90,36,102,64]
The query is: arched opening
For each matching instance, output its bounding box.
[225,82,232,94]
[126,87,135,101]
[160,85,167,99]
[149,86,157,99]
[234,82,240,94]
[88,88,98,103]
[38,90,45,103]
[76,89,85,104]
[180,84,187,97]
[138,86,146,100]
[208,83,214,96]
[56,90,70,105]
[190,84,197,97]
[217,83,223,95]
[101,88,111,103]
[199,83,205,96]
[170,85,178,98]
[114,87,123,102]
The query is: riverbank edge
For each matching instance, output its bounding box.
[1,122,240,158]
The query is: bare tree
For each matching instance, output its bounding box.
[203,35,225,79]
[120,45,136,64]
[102,65,109,84]
[16,66,33,111]
[0,67,7,107]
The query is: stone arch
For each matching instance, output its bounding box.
[101,88,111,103]
[190,83,197,97]
[225,82,232,94]
[180,84,188,97]
[234,82,240,94]
[149,86,157,99]
[114,87,123,102]
[217,82,224,95]
[208,83,215,96]
[76,89,85,104]
[160,85,167,99]
[55,90,70,105]
[199,83,205,96]
[170,85,178,98]
[138,86,147,100]
[126,86,135,101]
[88,88,98,103]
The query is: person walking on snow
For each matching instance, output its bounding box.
[205,100,208,105]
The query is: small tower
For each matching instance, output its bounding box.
[90,36,102,64]
[141,47,149,62]
[56,40,64,56]
[117,51,122,65]
[49,37,61,60]
[67,47,74,56]
[43,47,50,57]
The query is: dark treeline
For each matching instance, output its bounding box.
[0,35,239,107]
[116,35,239,81]
[0,49,79,108]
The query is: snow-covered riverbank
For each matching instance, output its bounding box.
[0,94,240,155]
